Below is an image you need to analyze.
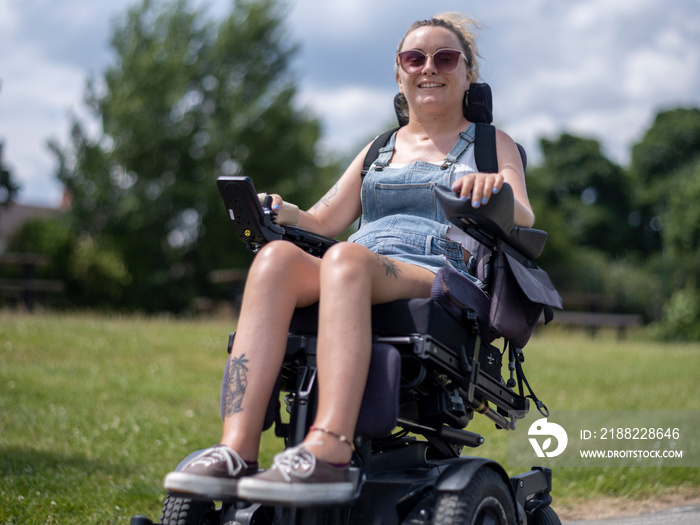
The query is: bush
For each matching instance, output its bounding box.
[547,247,663,320]
[7,217,131,308]
[651,287,700,341]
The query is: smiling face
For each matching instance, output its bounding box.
[396,26,473,118]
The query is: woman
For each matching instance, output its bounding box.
[165,13,534,505]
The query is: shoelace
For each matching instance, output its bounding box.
[188,446,245,476]
[271,442,323,481]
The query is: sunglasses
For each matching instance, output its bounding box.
[397,49,468,74]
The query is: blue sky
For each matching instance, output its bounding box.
[1,0,699,207]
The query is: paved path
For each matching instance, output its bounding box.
[562,503,700,525]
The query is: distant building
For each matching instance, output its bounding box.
[0,199,67,253]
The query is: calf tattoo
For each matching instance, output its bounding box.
[376,254,401,278]
[224,354,249,416]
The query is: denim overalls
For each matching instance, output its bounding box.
[348,124,478,275]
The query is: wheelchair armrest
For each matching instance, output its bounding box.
[435,183,547,260]
[217,176,337,256]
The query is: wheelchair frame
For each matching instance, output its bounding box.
[132,175,560,525]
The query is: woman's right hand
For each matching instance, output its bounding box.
[258,193,299,226]
[451,172,504,209]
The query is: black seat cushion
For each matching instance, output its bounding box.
[289,298,473,352]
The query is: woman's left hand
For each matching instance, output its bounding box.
[451,172,504,209]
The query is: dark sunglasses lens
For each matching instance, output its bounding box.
[434,50,462,72]
[399,51,426,72]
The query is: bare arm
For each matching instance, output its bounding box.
[266,142,371,238]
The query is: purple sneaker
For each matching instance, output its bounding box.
[237,444,358,505]
[164,445,257,499]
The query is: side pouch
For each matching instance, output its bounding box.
[489,243,562,348]
[431,266,494,342]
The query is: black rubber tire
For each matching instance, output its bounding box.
[432,467,516,525]
[529,505,562,525]
[160,495,218,525]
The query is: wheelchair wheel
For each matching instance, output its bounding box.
[160,495,219,525]
[432,467,515,525]
[528,505,562,525]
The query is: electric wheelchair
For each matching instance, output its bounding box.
[131,172,562,525]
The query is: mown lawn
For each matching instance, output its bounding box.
[1,311,698,523]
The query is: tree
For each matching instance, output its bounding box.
[8,217,131,308]
[0,141,21,206]
[628,108,700,254]
[526,133,661,316]
[662,158,700,288]
[50,0,335,311]
[528,133,634,260]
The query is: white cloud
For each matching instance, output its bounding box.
[297,85,395,154]
[2,0,700,207]
[623,26,700,100]
[0,46,90,205]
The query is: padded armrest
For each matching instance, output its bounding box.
[435,184,548,260]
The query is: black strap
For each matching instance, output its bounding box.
[474,122,498,174]
[509,342,549,417]
[361,128,398,178]
[362,123,499,178]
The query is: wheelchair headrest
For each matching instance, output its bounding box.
[394,82,494,127]
[464,83,493,124]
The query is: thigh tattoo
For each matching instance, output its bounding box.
[224,354,249,416]
[375,253,401,279]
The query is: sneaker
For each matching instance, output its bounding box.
[164,445,257,500]
[237,444,357,505]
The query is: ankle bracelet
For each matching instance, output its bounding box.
[309,426,355,452]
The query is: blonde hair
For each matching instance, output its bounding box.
[397,13,483,81]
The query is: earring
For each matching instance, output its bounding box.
[462,90,470,120]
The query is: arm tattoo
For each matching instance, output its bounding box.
[376,254,401,279]
[312,182,339,210]
[224,354,249,416]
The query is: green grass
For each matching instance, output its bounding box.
[465,326,700,508]
[1,312,699,523]
[0,311,283,524]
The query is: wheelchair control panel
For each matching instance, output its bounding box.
[217,176,337,257]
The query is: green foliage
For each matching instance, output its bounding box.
[661,158,700,287]
[1,312,698,522]
[528,133,634,258]
[0,141,21,206]
[527,109,700,339]
[49,0,338,312]
[628,108,700,253]
[6,217,131,307]
[651,287,700,341]
[630,108,700,191]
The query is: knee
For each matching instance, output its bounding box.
[248,241,304,282]
[321,242,373,285]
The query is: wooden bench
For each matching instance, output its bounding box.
[0,253,65,310]
[548,310,644,339]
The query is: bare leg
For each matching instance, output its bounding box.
[220,241,321,462]
[303,242,436,464]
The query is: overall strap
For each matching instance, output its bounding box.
[361,128,398,178]
[441,124,477,169]
[362,123,496,177]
